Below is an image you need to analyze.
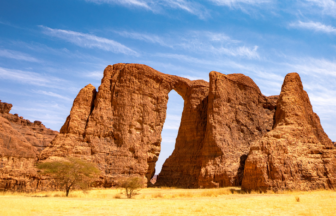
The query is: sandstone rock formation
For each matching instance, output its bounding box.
[40,64,197,186]
[0,100,58,191]
[2,63,333,191]
[242,73,336,191]
[41,64,282,188]
[196,72,278,188]
[156,72,278,188]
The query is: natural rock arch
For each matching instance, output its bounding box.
[39,64,336,190]
[40,64,202,186]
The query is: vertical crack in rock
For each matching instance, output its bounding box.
[242,73,336,191]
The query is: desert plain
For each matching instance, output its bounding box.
[1,187,336,216]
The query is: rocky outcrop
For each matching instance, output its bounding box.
[0,103,58,152]
[0,100,58,191]
[40,64,196,186]
[0,100,12,114]
[156,72,278,188]
[197,73,278,188]
[44,65,335,190]
[242,73,336,191]
[3,63,333,191]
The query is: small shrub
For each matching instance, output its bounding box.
[119,176,145,198]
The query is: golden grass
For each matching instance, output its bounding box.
[0,187,335,216]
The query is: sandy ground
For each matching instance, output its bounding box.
[0,187,335,216]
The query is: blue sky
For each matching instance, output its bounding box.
[1,0,336,174]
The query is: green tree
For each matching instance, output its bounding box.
[37,157,100,197]
[119,176,145,198]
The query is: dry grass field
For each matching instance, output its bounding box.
[1,187,335,216]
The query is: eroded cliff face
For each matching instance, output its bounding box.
[155,72,278,188]
[3,63,333,191]
[196,72,278,188]
[242,73,336,191]
[40,64,194,186]
[0,100,58,191]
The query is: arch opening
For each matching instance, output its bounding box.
[150,90,184,184]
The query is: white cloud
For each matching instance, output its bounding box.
[284,58,336,78]
[115,30,259,59]
[11,41,103,61]
[85,0,209,19]
[85,71,104,80]
[40,26,138,55]
[85,0,152,9]
[34,90,73,101]
[305,0,336,16]
[177,31,260,58]
[0,67,65,88]
[289,21,336,34]
[114,31,171,47]
[0,49,39,62]
[209,0,272,7]
[211,45,260,59]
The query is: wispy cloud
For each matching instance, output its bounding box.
[304,0,336,17]
[40,26,138,55]
[183,32,260,59]
[85,0,152,9]
[85,71,104,80]
[284,58,336,78]
[0,49,39,62]
[289,21,336,34]
[34,90,73,101]
[114,31,171,47]
[85,0,209,19]
[209,0,272,7]
[0,67,65,88]
[211,45,260,58]
[10,41,103,61]
[115,30,259,59]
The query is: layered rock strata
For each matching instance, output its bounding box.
[242,73,336,191]
[0,101,58,191]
